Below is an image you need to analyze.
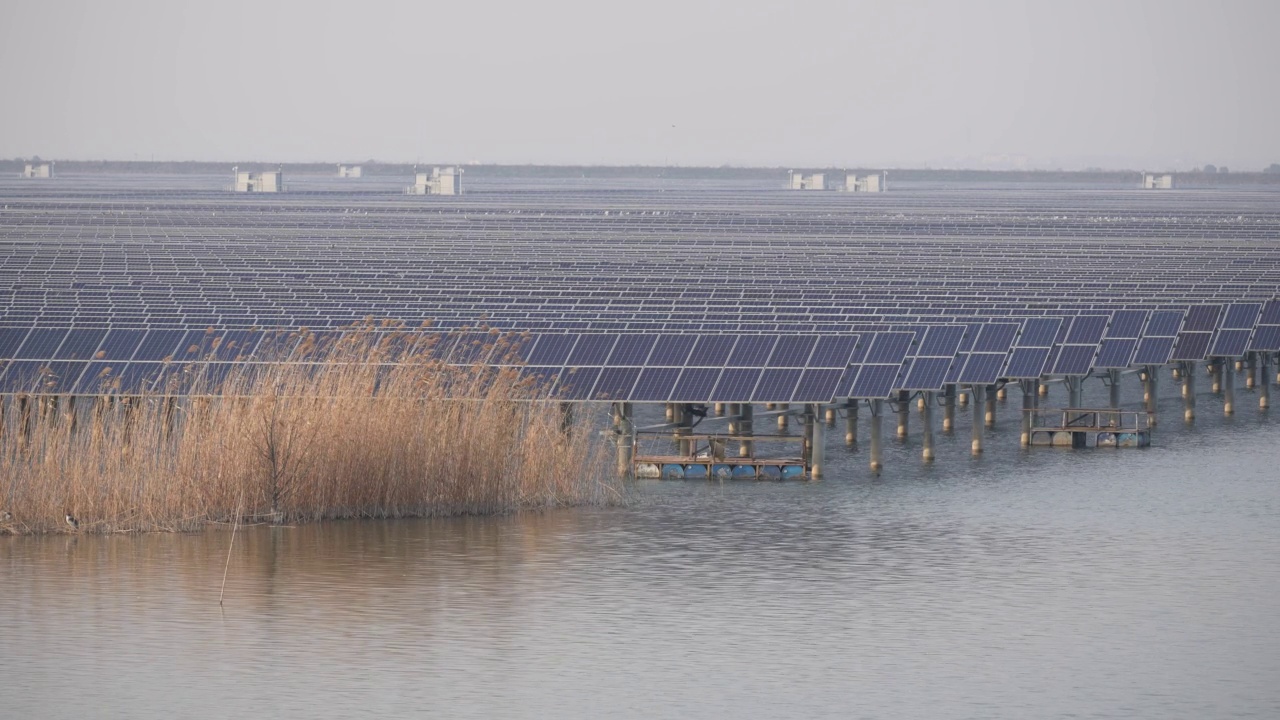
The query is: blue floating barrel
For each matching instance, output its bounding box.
[732,465,758,479]
[712,464,734,480]
[780,465,806,479]
[759,465,782,480]
[684,464,709,479]
[661,464,686,479]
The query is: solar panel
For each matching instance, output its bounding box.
[1170,332,1212,361]
[958,352,1007,384]
[1018,318,1062,347]
[1065,315,1108,344]
[592,366,641,400]
[791,368,843,403]
[917,325,966,356]
[1222,303,1262,329]
[1144,311,1184,337]
[53,328,107,360]
[629,367,681,401]
[808,335,859,368]
[1094,338,1137,368]
[566,334,617,365]
[712,368,762,402]
[726,335,776,367]
[525,334,579,365]
[767,335,818,367]
[864,332,914,363]
[1132,337,1176,365]
[971,323,1019,352]
[1052,344,1097,375]
[1182,305,1222,332]
[1209,329,1251,358]
[1106,310,1147,339]
[557,367,602,400]
[752,368,802,403]
[687,335,736,366]
[1260,300,1280,325]
[669,367,722,402]
[849,364,901,399]
[606,334,658,365]
[901,357,952,390]
[1004,347,1051,379]
[647,335,697,366]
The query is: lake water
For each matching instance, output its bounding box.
[3,379,1279,719]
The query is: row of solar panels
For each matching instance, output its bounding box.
[3,305,1278,400]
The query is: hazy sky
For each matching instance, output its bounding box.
[2,0,1277,169]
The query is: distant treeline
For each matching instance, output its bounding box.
[4,159,1280,186]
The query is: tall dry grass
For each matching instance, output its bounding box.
[0,326,619,534]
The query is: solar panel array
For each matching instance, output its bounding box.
[2,174,1279,402]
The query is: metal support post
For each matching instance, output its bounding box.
[943,385,956,432]
[971,385,984,454]
[869,400,883,473]
[921,391,935,462]
[897,390,909,439]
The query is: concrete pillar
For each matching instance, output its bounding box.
[984,384,997,427]
[739,404,754,457]
[943,385,956,432]
[714,402,725,416]
[869,399,884,473]
[1171,366,1181,381]
[1039,381,1049,397]
[971,385,984,454]
[917,395,926,411]
[1020,380,1034,446]
[802,405,815,459]
[777,403,789,430]
[1224,362,1235,415]
[1246,354,1257,390]
[727,403,740,435]
[845,400,858,445]
[825,406,837,427]
[1109,370,1121,409]
[1183,363,1196,422]
[997,386,1007,401]
[1211,360,1223,394]
[665,403,674,422]
[1068,377,1082,409]
[1260,356,1271,410]
[921,392,935,462]
[896,391,910,439]
[810,404,826,478]
[765,403,776,411]
[615,403,633,475]
[958,388,969,407]
[1144,369,1158,427]
[1235,359,1244,372]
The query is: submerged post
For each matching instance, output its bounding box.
[802,405,815,459]
[1068,377,1083,409]
[1020,380,1034,446]
[810,404,826,478]
[1211,360,1223,394]
[897,390,910,439]
[1143,368,1158,426]
[845,399,858,445]
[1260,356,1271,410]
[1223,362,1235,415]
[869,399,884,473]
[1183,363,1196,421]
[825,406,837,427]
[615,403,634,475]
[739,404,754,457]
[943,385,956,432]
[1109,370,1121,409]
[971,385,984,454]
[984,384,997,427]
[921,391,935,462]
[1246,353,1257,390]
[777,403,789,430]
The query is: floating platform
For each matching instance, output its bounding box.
[1028,408,1151,448]
[634,455,808,480]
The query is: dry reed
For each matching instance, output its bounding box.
[0,325,620,534]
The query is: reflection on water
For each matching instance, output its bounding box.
[3,387,1280,719]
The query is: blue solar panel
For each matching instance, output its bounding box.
[593,366,641,400]
[1132,336,1176,365]
[0,328,30,358]
[1249,325,1280,351]
[607,334,658,365]
[1171,333,1212,361]
[53,328,107,360]
[630,367,681,401]
[864,332,914,363]
[752,368,802,402]
[712,368,763,402]
[768,335,818,367]
[727,335,776,367]
[1052,345,1096,375]
[670,367,722,401]
[849,364,900,399]
[566,334,617,365]
[917,326,966,357]
[686,335,736,367]
[1222,303,1261,330]
[1144,311,1183,337]
[792,368,843,403]
[1182,305,1221,332]
[1260,301,1280,325]
[648,335,697,366]
[1065,316,1108,344]
[901,357,952,390]
[1209,329,1251,357]
[1018,319,1061,347]
[808,335,858,368]
[1094,338,1137,368]
[526,334,579,365]
[557,367,602,400]
[74,362,119,394]
[1106,310,1147,339]
[1004,347,1051,378]
[958,353,1006,384]
[520,366,564,394]
[972,323,1019,352]
[15,328,68,359]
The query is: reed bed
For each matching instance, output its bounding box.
[0,325,620,535]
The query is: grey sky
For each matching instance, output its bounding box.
[2,0,1277,169]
